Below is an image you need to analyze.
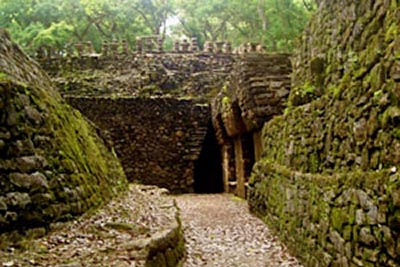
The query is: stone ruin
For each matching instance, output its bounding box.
[212,53,291,197]
[5,0,399,264]
[35,36,240,60]
[0,29,127,237]
[34,38,291,195]
[248,1,400,266]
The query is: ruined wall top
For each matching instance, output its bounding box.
[35,36,266,61]
[36,36,285,101]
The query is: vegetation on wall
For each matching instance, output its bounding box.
[0,29,127,237]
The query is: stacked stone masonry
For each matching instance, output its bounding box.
[40,50,235,100]
[249,0,400,266]
[65,96,210,193]
[249,161,400,267]
[37,45,292,196]
[212,54,292,197]
[0,30,127,237]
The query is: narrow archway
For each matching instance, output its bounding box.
[194,121,223,193]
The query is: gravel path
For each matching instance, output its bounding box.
[0,185,177,267]
[174,194,304,267]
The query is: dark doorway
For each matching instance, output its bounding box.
[242,133,256,179]
[194,121,223,193]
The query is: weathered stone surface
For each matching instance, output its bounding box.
[24,105,42,124]
[38,51,235,100]
[0,185,185,267]
[65,96,210,193]
[249,3,400,265]
[0,197,7,211]
[359,227,377,247]
[15,155,43,172]
[329,230,345,254]
[249,163,400,267]
[212,53,291,138]
[0,29,127,237]
[366,205,378,225]
[260,1,400,174]
[9,172,48,192]
[6,192,31,209]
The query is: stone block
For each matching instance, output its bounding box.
[0,197,7,211]
[365,205,378,225]
[359,227,377,246]
[355,209,366,225]
[329,230,345,254]
[6,192,31,209]
[355,190,374,211]
[9,172,48,192]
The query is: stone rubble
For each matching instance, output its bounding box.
[174,194,303,267]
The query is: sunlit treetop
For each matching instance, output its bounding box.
[0,0,316,53]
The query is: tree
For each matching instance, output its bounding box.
[0,0,313,53]
[0,0,162,52]
[129,0,174,39]
[173,0,312,51]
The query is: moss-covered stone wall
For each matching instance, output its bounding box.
[290,0,399,107]
[210,53,291,197]
[264,0,399,173]
[65,96,210,193]
[39,52,234,100]
[248,0,400,266]
[0,30,127,237]
[249,161,400,267]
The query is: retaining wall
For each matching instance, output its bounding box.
[0,30,127,238]
[65,96,210,193]
[248,0,400,266]
[249,161,400,267]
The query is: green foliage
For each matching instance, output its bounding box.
[222,95,230,107]
[172,0,313,51]
[0,0,170,52]
[0,0,313,53]
[32,21,73,48]
[302,81,316,95]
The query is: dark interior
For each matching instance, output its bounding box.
[194,121,223,193]
[242,133,256,178]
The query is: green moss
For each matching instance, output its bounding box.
[249,160,399,266]
[206,87,220,99]
[360,34,384,71]
[393,128,400,139]
[367,64,385,91]
[288,81,318,106]
[310,57,325,75]
[354,67,368,80]
[309,153,320,173]
[0,72,8,81]
[381,106,400,128]
[331,208,348,231]
[283,107,290,116]
[373,89,383,98]
[385,22,398,43]
[4,78,127,234]
[222,96,230,105]
[303,81,316,95]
